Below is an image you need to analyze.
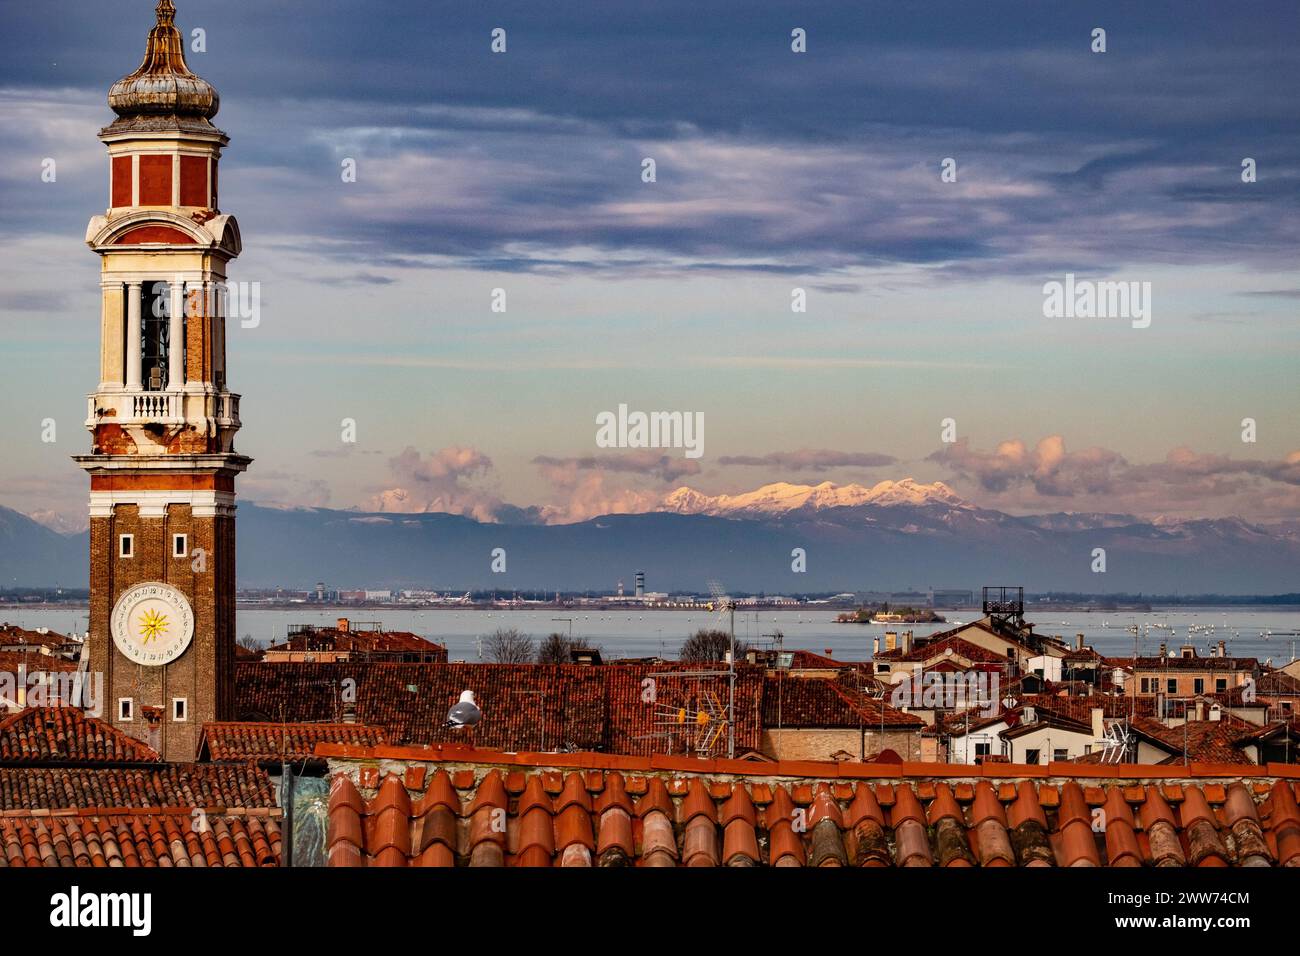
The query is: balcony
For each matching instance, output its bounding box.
[130,391,180,421]
[86,389,241,430]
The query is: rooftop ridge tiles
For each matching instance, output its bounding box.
[314,742,1297,785]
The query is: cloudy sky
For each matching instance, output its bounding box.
[1,0,1297,529]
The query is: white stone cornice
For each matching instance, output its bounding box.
[89,489,236,519]
[72,453,252,475]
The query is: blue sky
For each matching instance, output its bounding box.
[1,0,1297,528]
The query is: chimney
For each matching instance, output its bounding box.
[1159,641,1167,659]
[337,618,350,633]
[903,631,914,653]
[341,699,357,724]
[1091,707,1105,741]
[1075,633,1084,652]
[824,648,833,658]
[1209,704,1222,722]
[1218,640,1226,659]
[885,631,897,652]
[1194,699,1205,722]
[1023,705,1036,724]
[873,636,880,656]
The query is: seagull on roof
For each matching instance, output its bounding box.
[444,690,481,731]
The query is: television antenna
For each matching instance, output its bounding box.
[707,580,737,759]
[642,580,739,759]
[1098,720,1133,765]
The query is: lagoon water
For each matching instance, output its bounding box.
[5,606,1300,666]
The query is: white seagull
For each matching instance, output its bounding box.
[444,690,481,731]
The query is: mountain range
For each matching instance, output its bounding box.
[3,478,1298,593]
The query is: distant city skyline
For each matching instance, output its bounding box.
[1,0,1297,529]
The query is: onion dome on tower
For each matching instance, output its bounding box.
[106,0,219,131]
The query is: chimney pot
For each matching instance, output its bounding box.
[337,618,350,633]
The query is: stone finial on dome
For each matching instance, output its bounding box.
[107,0,219,120]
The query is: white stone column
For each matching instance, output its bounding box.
[125,282,142,389]
[212,280,225,386]
[168,280,184,388]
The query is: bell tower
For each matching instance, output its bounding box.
[74,0,249,761]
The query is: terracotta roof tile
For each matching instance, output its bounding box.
[594,772,633,816]
[641,809,678,864]
[926,782,962,825]
[762,673,923,729]
[317,747,1300,868]
[0,811,278,868]
[264,626,447,659]
[719,783,756,827]
[845,782,885,828]
[889,784,926,827]
[198,721,386,763]
[722,817,760,865]
[596,806,634,863]
[0,707,161,766]
[635,777,673,818]
[0,764,276,811]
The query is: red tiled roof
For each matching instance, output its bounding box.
[937,692,1161,737]
[266,629,447,657]
[0,764,277,811]
[1128,716,1257,766]
[0,707,160,765]
[876,635,1010,665]
[321,744,1300,867]
[999,711,1093,739]
[0,625,71,649]
[762,674,923,729]
[198,721,388,763]
[1233,718,1300,745]
[0,811,280,867]
[235,662,765,756]
[785,650,853,669]
[1027,693,1155,723]
[1255,670,1300,696]
[0,651,77,675]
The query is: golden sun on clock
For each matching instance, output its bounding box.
[110,583,195,666]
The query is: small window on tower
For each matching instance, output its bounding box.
[173,533,188,558]
[119,534,134,558]
[172,698,188,722]
[119,698,134,722]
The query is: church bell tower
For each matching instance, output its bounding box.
[74,0,249,761]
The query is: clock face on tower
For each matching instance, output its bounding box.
[110,582,195,666]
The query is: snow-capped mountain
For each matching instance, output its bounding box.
[659,479,967,517]
[4,496,1298,592]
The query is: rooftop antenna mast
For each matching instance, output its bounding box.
[645,581,738,759]
[708,580,737,759]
